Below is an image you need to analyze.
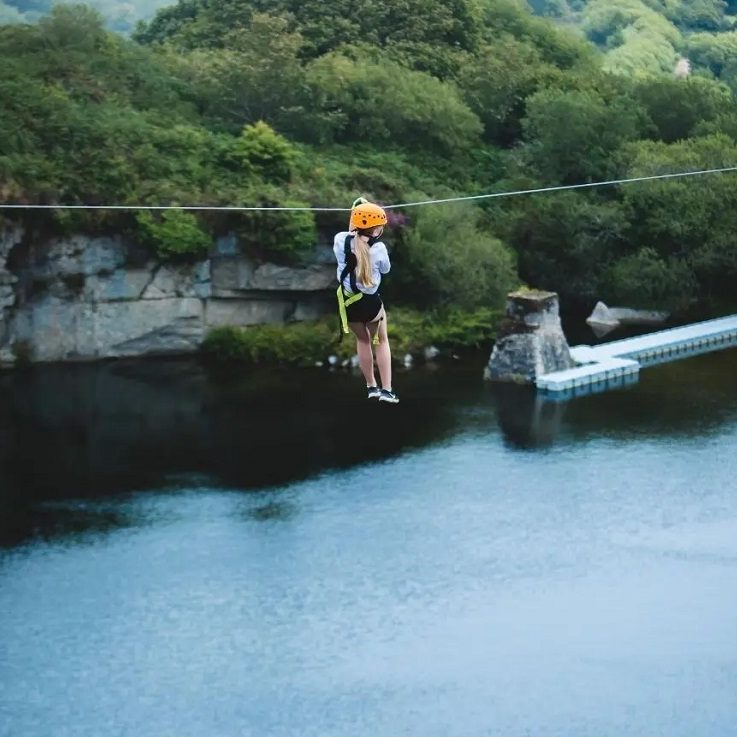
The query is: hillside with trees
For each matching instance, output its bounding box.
[545,0,737,86]
[3,0,737,318]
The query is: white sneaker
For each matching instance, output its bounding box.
[379,389,399,404]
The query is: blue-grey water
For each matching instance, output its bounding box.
[2,346,737,737]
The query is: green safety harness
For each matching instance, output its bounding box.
[336,233,380,345]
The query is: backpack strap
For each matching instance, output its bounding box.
[336,234,364,338]
[338,234,359,296]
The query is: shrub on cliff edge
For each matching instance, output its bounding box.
[201,307,503,366]
[136,209,211,260]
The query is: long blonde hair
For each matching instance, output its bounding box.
[349,196,377,287]
[354,234,375,288]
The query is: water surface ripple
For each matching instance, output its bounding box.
[2,350,737,737]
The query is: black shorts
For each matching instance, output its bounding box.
[345,291,383,323]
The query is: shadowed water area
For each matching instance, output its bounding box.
[2,342,737,737]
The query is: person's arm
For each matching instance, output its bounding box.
[376,242,391,274]
[334,232,349,262]
[333,233,347,282]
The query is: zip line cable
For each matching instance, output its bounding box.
[1,165,737,212]
[386,165,737,209]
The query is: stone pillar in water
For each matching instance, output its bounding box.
[486,289,574,383]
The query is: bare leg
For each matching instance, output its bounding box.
[348,322,376,386]
[367,309,392,390]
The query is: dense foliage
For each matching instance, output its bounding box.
[3,0,737,320]
[202,307,503,366]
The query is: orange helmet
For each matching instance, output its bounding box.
[350,200,387,231]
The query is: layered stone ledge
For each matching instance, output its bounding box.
[0,228,335,366]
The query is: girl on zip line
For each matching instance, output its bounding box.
[334,198,399,404]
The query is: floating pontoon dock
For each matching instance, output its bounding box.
[537,314,737,396]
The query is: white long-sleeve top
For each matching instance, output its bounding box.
[333,231,391,295]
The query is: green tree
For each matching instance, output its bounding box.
[602,246,697,311]
[291,0,483,75]
[133,0,251,48]
[583,0,681,46]
[135,0,484,76]
[601,30,680,76]
[495,191,631,304]
[673,0,727,32]
[687,31,737,93]
[688,31,737,77]
[305,54,483,152]
[619,134,737,303]
[582,0,682,75]
[521,84,648,183]
[478,0,594,69]
[390,202,517,310]
[170,13,307,132]
[632,76,735,143]
[455,37,564,145]
[37,3,109,54]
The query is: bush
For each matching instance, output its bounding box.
[202,321,341,366]
[136,209,211,260]
[201,307,504,365]
[228,121,299,183]
[391,202,517,310]
[229,201,317,263]
[603,246,697,312]
[388,306,503,356]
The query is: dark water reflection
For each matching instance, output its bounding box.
[2,348,737,546]
[0,358,476,545]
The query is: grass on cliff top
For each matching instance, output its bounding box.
[508,287,557,299]
[201,307,503,366]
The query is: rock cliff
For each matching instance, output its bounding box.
[0,226,335,366]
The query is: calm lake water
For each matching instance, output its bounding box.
[2,342,737,737]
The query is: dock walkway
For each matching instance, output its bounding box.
[537,314,737,395]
